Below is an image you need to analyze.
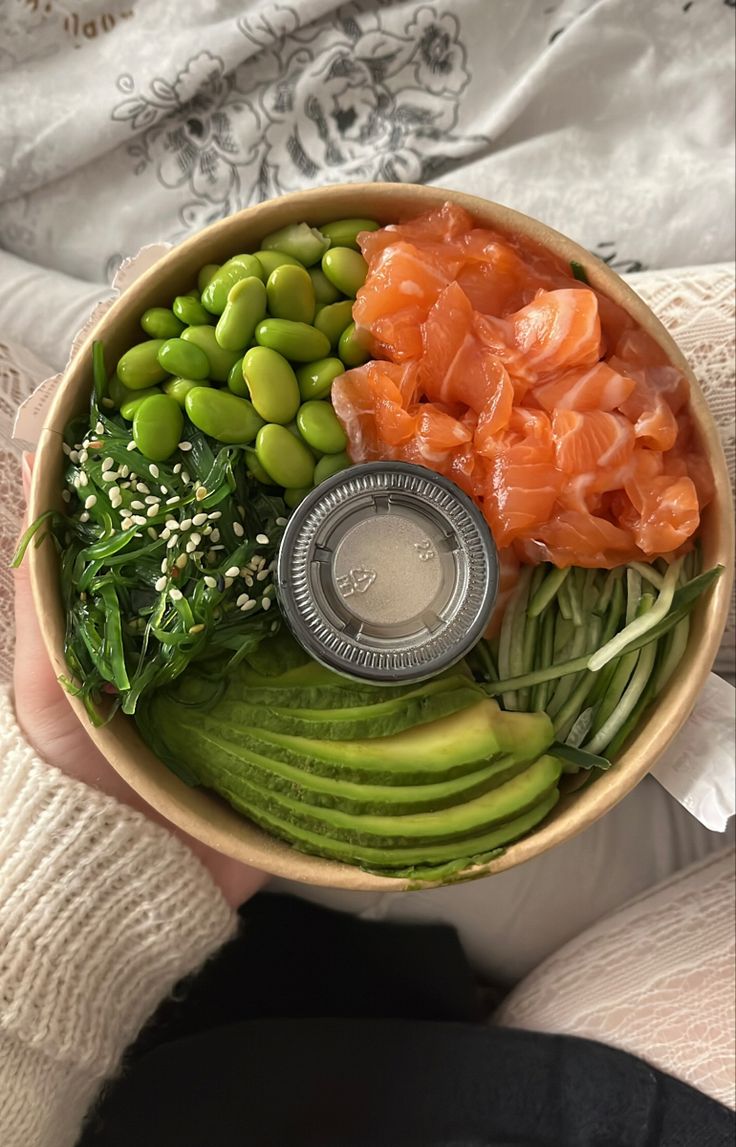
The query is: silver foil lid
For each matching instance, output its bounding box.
[275,462,498,684]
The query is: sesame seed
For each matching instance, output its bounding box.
[175,553,188,569]
[245,576,254,587]
[120,481,131,489]
[233,522,244,537]
[178,441,192,452]
[169,588,183,601]
[181,471,191,484]
[256,533,269,545]
[192,512,207,526]
[123,519,135,530]
[133,515,147,526]
[225,565,240,578]
[130,500,144,510]
[61,489,71,503]
[242,599,256,611]
[204,576,217,589]
[69,450,80,464]
[149,463,160,479]
[136,482,150,494]
[160,556,170,573]
[224,577,234,588]
[160,528,171,540]
[173,463,182,474]
[120,507,132,518]
[84,494,97,509]
[62,443,72,456]
[95,421,105,434]
[109,484,120,498]
[185,540,197,554]
[256,569,269,581]
[165,519,179,531]
[210,528,221,543]
[209,511,222,520]
[195,486,208,501]
[262,597,272,611]
[190,532,202,546]
[167,537,177,549]
[78,450,88,464]
[147,527,158,540]
[144,495,158,505]
[147,504,160,518]
[276,516,288,526]
[78,472,89,487]
[253,555,266,569]
[119,465,129,478]
[110,495,122,510]
[101,457,114,472]
[126,440,137,452]
[180,519,192,531]
[237,504,245,516]
[155,576,168,592]
[166,496,179,505]
[101,470,117,482]
[236,593,250,606]
[188,624,205,635]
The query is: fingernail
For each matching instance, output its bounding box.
[21,451,34,498]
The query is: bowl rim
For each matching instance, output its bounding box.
[28,181,735,891]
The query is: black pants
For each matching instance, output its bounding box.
[80,894,735,1147]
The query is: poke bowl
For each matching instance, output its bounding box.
[25,183,733,891]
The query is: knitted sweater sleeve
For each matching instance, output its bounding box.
[0,688,238,1147]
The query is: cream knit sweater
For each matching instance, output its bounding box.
[0,688,237,1147]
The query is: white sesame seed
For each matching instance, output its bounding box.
[210,528,221,543]
[233,522,244,537]
[78,450,88,464]
[224,577,234,588]
[69,450,79,463]
[173,463,182,474]
[175,553,188,569]
[167,536,177,549]
[209,544,225,551]
[136,482,150,494]
[165,519,179,531]
[80,511,90,522]
[149,463,160,479]
[95,421,105,435]
[169,588,183,601]
[242,599,257,611]
[133,515,147,526]
[144,495,158,505]
[166,496,179,505]
[120,507,132,519]
[126,440,137,452]
[147,504,160,518]
[78,472,89,487]
[101,457,114,472]
[131,500,144,510]
[155,576,168,592]
[225,565,240,578]
[190,532,202,546]
[101,470,117,482]
[256,533,269,545]
[61,489,71,503]
[160,528,171,540]
[256,569,269,581]
[262,597,272,611]
[119,465,129,478]
[185,540,197,554]
[180,519,192,531]
[276,516,288,526]
[181,471,191,484]
[62,443,72,456]
[195,486,208,501]
[161,557,170,573]
[192,513,207,527]
[108,484,120,497]
[84,494,97,509]
[204,576,217,589]
[245,576,254,587]
[253,555,266,569]
[110,495,122,510]
[209,511,222,520]
[72,475,81,489]
[120,481,131,489]
[237,504,245,516]
[123,519,135,530]
[147,527,158,540]
[178,441,192,452]
[236,593,250,607]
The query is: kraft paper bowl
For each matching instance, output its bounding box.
[28,183,734,891]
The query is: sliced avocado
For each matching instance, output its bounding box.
[147,712,536,812]
[228,787,561,874]
[201,755,563,847]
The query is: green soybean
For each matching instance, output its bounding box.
[321,218,379,250]
[253,249,303,278]
[197,263,220,294]
[255,319,330,363]
[215,276,268,351]
[314,451,351,485]
[260,221,329,267]
[338,322,371,367]
[119,387,162,420]
[181,325,240,382]
[185,387,264,444]
[173,295,212,326]
[157,337,210,380]
[117,340,168,389]
[266,264,316,324]
[242,346,300,425]
[313,300,353,349]
[256,424,316,488]
[201,254,264,315]
[284,485,313,509]
[141,307,185,339]
[163,377,209,406]
[108,374,139,409]
[296,357,345,401]
[227,357,248,397]
[245,449,274,485]
[321,247,368,298]
[297,400,347,455]
[308,265,342,305]
[132,394,183,462]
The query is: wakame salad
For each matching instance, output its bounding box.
[17,209,722,881]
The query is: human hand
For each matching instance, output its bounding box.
[13,453,268,908]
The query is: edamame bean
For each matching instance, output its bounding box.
[185,387,264,444]
[314,451,351,485]
[321,247,368,298]
[141,307,185,339]
[255,319,330,363]
[197,263,220,293]
[227,357,248,397]
[163,377,209,406]
[260,222,329,266]
[201,254,264,315]
[321,218,379,250]
[157,337,210,380]
[296,357,345,401]
[117,340,168,389]
[181,325,241,381]
[284,485,313,509]
[119,387,162,420]
[245,449,273,484]
[256,424,315,488]
[308,265,342,304]
[242,346,300,424]
[215,276,267,351]
[108,374,138,409]
[338,322,371,367]
[283,420,317,456]
[173,295,212,326]
[297,401,347,455]
[132,394,183,462]
[313,300,353,349]
[253,249,302,278]
[266,264,316,324]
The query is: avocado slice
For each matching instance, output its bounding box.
[146,711,537,813]
[200,755,563,848]
[227,787,561,874]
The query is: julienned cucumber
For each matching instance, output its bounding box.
[474,555,721,762]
